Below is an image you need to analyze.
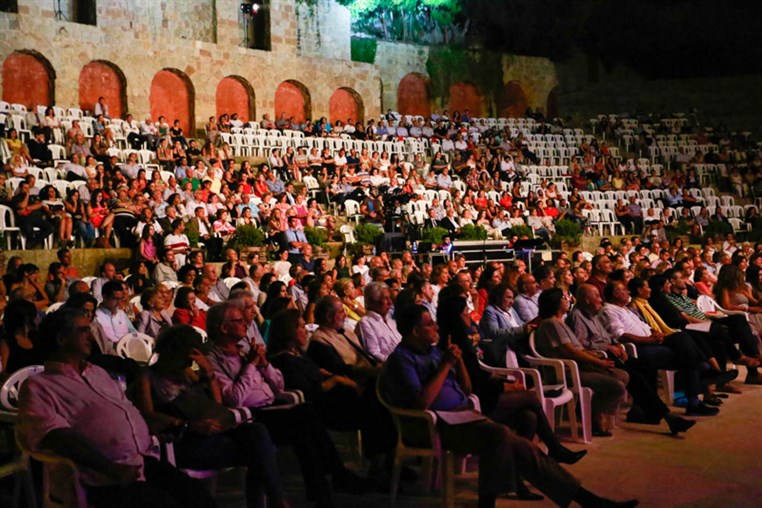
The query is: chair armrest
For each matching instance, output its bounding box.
[468,394,481,413]
[523,355,569,386]
[276,390,304,404]
[554,358,584,392]
[623,343,637,358]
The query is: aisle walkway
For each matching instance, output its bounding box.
[216,383,762,507]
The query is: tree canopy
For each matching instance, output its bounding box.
[335,0,762,78]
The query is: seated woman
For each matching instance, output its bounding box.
[136,286,173,339]
[133,325,288,508]
[535,288,628,437]
[437,291,586,474]
[172,286,207,330]
[0,299,43,376]
[268,309,394,471]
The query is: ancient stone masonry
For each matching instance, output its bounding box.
[0,0,379,134]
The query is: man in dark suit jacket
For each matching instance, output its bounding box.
[186,206,223,261]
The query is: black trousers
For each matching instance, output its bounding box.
[86,456,216,508]
[254,402,342,502]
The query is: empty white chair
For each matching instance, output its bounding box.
[115,333,155,364]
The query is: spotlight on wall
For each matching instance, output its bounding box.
[240,3,261,16]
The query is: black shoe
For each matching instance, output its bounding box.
[552,447,588,465]
[514,484,544,501]
[745,373,762,385]
[592,428,613,437]
[703,394,723,406]
[665,415,696,435]
[701,369,738,387]
[685,402,720,416]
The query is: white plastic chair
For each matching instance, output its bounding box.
[45,301,65,314]
[0,365,45,411]
[224,277,242,289]
[528,333,593,443]
[115,332,155,364]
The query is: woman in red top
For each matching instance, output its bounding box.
[172,286,207,330]
[253,172,269,198]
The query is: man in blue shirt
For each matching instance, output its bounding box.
[284,215,307,264]
[382,305,637,508]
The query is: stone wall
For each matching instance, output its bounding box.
[375,41,430,114]
[555,52,762,134]
[0,0,379,134]
[295,0,351,61]
[375,40,558,118]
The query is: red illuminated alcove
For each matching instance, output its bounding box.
[2,50,54,108]
[329,87,364,125]
[150,69,194,135]
[79,61,126,119]
[497,81,528,118]
[397,73,431,118]
[448,82,482,117]
[216,76,255,123]
[274,80,311,125]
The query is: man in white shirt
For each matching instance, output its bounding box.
[357,282,401,362]
[94,280,136,350]
[119,152,142,179]
[598,280,719,416]
[163,219,190,266]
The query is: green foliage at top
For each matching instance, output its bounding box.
[553,219,582,247]
[304,226,329,248]
[353,223,384,245]
[459,224,488,240]
[350,37,377,63]
[227,225,266,250]
[336,0,465,44]
[421,226,450,245]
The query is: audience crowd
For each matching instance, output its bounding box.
[1,100,761,508]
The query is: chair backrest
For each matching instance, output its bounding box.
[46,301,65,314]
[224,276,241,289]
[0,365,45,410]
[115,333,155,364]
[696,295,720,314]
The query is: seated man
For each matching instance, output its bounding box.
[513,273,540,323]
[570,284,695,434]
[357,282,401,362]
[309,295,379,380]
[599,280,718,416]
[204,302,371,504]
[17,309,215,508]
[382,304,638,508]
[663,269,761,385]
[94,280,136,352]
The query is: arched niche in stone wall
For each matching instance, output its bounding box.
[497,81,528,119]
[216,76,255,124]
[275,80,311,125]
[79,60,127,119]
[397,73,431,118]
[329,87,364,125]
[448,82,482,118]
[150,69,195,136]
[2,50,55,108]
[546,87,559,119]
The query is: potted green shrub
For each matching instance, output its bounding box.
[352,223,384,255]
[552,219,583,248]
[421,226,449,246]
[509,224,533,239]
[304,226,328,248]
[227,224,266,256]
[459,224,488,241]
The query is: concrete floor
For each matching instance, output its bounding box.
[212,382,762,508]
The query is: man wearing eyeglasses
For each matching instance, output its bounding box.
[94,280,136,350]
